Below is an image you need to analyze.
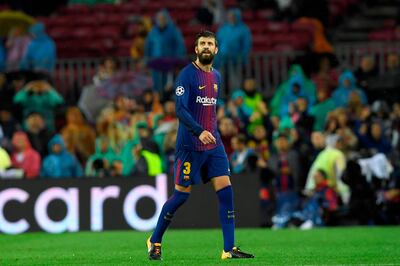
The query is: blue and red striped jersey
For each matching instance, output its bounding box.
[174,62,222,151]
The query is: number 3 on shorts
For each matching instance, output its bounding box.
[183,162,191,175]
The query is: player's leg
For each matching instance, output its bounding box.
[147,184,191,260]
[211,176,254,259]
[211,176,235,252]
[207,146,254,259]
[147,150,202,260]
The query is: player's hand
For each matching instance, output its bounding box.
[199,130,216,145]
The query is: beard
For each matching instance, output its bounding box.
[197,50,215,65]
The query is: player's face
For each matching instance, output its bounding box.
[195,37,218,65]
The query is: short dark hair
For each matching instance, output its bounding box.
[195,30,218,47]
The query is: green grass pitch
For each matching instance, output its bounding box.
[0,227,399,265]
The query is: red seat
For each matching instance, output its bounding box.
[265,22,290,33]
[124,23,140,38]
[48,27,71,40]
[118,2,141,14]
[70,15,98,27]
[93,26,121,39]
[70,27,93,39]
[368,30,394,41]
[92,3,117,13]
[256,9,275,20]
[48,16,74,27]
[114,40,132,57]
[58,4,90,15]
[104,14,127,26]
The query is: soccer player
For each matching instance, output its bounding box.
[146,31,254,260]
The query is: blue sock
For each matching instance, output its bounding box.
[216,186,235,252]
[151,190,189,243]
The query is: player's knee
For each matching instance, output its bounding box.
[175,184,192,193]
[173,189,190,205]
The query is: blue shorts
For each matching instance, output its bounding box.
[174,145,230,187]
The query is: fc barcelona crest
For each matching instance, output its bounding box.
[214,83,218,92]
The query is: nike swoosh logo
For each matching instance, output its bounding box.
[199,85,206,90]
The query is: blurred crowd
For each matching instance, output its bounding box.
[1,1,400,229]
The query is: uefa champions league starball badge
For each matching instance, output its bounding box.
[176,86,185,96]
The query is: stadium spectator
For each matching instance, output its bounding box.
[279,75,315,118]
[109,158,124,177]
[371,53,400,102]
[61,107,96,164]
[268,133,301,216]
[20,22,56,73]
[41,134,83,178]
[13,80,64,132]
[0,103,20,151]
[290,97,314,138]
[354,55,379,94]
[332,70,367,107]
[141,89,163,127]
[162,127,177,176]
[0,73,21,133]
[227,90,252,134]
[194,0,224,26]
[247,124,269,165]
[24,112,52,158]
[294,17,333,54]
[158,100,177,124]
[230,134,253,174]
[342,160,376,225]
[293,169,339,229]
[5,26,31,72]
[144,9,186,92]
[305,135,349,204]
[310,131,326,160]
[311,56,338,95]
[219,117,238,158]
[92,58,117,86]
[0,146,11,171]
[310,89,336,131]
[130,141,163,177]
[215,8,252,68]
[85,137,118,177]
[334,109,358,152]
[242,78,268,134]
[270,65,316,117]
[10,131,41,179]
[357,120,392,155]
[130,17,152,60]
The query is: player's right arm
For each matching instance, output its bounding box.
[175,72,204,136]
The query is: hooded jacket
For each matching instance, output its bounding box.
[11,131,41,179]
[41,135,83,178]
[332,71,367,107]
[144,10,186,59]
[20,23,56,73]
[215,8,252,66]
[270,64,317,116]
[85,137,119,176]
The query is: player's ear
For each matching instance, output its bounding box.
[215,46,218,55]
[195,45,199,55]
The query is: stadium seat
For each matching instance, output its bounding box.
[92,3,117,13]
[114,40,132,57]
[48,27,71,41]
[368,30,394,41]
[93,26,121,39]
[58,4,90,15]
[70,27,94,39]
